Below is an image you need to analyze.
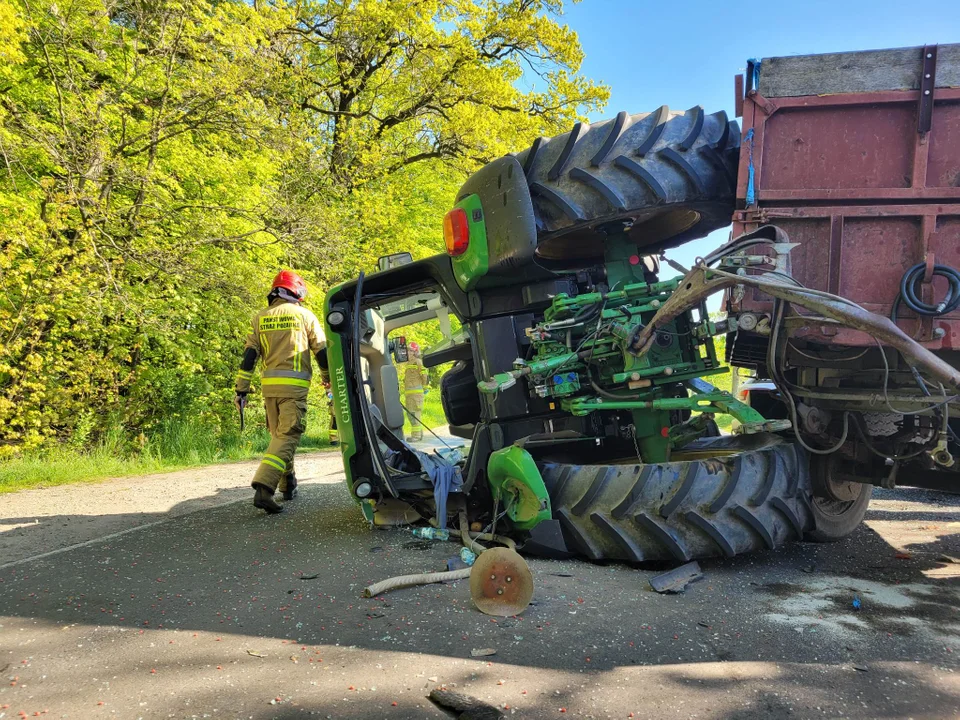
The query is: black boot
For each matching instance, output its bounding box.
[282,474,298,502]
[253,484,283,514]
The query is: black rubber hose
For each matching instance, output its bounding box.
[585,364,642,400]
[891,263,960,321]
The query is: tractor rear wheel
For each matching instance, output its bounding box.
[527,437,821,562]
[515,106,741,264]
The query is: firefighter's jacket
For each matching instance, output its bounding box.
[403,360,428,394]
[235,299,326,399]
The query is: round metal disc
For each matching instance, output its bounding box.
[470,548,534,617]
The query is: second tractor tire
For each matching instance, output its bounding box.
[514,106,741,264]
[534,438,819,563]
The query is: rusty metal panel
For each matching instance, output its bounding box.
[927,99,960,187]
[838,218,920,306]
[759,105,915,191]
[738,207,960,348]
[733,46,960,352]
[772,218,831,290]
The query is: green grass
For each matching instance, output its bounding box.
[0,413,336,494]
[402,389,448,437]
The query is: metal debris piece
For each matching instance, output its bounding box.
[246,650,266,658]
[649,561,703,594]
[853,664,869,672]
[403,540,433,551]
[940,554,959,564]
[429,688,505,720]
[299,573,320,580]
[470,548,534,616]
[470,648,497,657]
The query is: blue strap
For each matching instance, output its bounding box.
[744,128,756,206]
[747,58,762,91]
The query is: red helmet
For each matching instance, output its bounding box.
[408,341,419,353]
[272,270,307,300]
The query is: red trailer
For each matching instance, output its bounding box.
[726,44,960,491]
[731,44,960,348]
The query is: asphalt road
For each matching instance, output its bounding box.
[0,451,957,719]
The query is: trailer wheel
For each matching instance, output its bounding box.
[805,454,873,542]
[529,437,815,563]
[515,106,740,263]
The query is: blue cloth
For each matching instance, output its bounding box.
[414,449,463,530]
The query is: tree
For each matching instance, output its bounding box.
[0,0,607,457]
[275,0,608,284]
[288,0,607,186]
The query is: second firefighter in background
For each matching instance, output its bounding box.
[403,341,429,441]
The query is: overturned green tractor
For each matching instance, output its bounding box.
[322,107,874,563]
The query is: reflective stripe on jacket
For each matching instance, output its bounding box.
[235,299,325,398]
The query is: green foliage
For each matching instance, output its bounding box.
[0,413,332,493]
[710,333,734,430]
[0,0,607,464]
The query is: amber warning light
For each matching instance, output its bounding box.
[443,208,469,256]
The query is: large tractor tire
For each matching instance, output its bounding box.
[530,439,821,563]
[514,106,740,264]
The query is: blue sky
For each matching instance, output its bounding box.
[560,0,960,303]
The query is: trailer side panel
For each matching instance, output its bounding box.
[734,44,960,349]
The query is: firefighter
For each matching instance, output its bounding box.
[234,270,327,514]
[403,341,429,442]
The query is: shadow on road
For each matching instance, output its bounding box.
[0,481,957,717]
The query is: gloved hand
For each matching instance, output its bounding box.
[234,391,248,413]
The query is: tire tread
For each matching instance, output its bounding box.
[538,442,821,563]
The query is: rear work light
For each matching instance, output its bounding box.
[443,207,470,256]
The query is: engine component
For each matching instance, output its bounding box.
[474,233,756,461]
[797,403,831,436]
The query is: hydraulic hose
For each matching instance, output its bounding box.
[891,263,960,321]
[359,513,516,598]
[361,568,472,598]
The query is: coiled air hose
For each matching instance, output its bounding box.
[891,263,960,321]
